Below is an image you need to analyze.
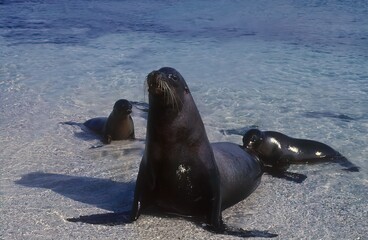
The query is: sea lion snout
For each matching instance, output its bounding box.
[147,70,174,97]
[147,70,165,88]
[124,107,132,114]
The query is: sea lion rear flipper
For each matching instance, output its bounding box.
[131,101,149,112]
[333,155,360,172]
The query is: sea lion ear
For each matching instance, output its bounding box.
[184,86,190,94]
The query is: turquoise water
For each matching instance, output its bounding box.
[1,1,367,239]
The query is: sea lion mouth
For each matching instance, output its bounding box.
[146,70,180,108]
[116,107,132,116]
[121,103,133,114]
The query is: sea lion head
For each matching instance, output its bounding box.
[242,129,263,151]
[112,99,132,115]
[147,67,190,110]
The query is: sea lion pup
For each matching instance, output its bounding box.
[130,67,264,233]
[242,129,359,172]
[84,99,135,144]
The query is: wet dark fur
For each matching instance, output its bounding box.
[130,67,270,235]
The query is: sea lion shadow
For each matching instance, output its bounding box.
[15,172,134,212]
[220,125,259,136]
[73,129,101,142]
[15,172,277,237]
[303,111,357,122]
[60,121,101,142]
[264,168,308,183]
[67,207,277,238]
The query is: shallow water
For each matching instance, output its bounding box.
[1,0,367,239]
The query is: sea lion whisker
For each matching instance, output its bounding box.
[164,81,177,108]
[169,83,181,110]
[161,80,179,110]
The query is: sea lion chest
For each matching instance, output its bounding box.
[153,145,207,213]
[148,125,209,215]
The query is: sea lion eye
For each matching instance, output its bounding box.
[168,74,178,81]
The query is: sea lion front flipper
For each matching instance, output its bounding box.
[130,156,155,221]
[102,134,112,144]
[208,172,223,232]
[129,116,135,139]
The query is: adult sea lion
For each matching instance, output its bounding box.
[84,99,135,144]
[242,129,359,172]
[130,67,267,234]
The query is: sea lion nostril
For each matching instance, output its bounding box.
[153,71,160,79]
